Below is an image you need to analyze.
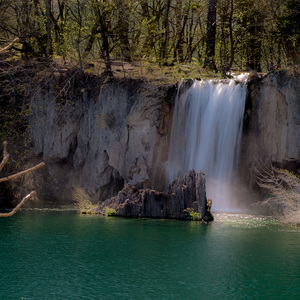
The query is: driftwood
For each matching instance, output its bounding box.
[0,141,45,217]
[0,38,20,54]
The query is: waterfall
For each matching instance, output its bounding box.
[167,75,248,212]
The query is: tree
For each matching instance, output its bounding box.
[248,6,263,71]
[115,0,132,62]
[0,141,45,217]
[46,0,52,58]
[173,0,186,63]
[51,0,69,57]
[0,0,298,72]
[204,0,217,70]
[278,0,300,64]
[218,0,234,73]
[256,161,300,223]
[159,0,171,64]
[95,0,113,76]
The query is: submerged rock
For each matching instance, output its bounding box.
[97,169,213,221]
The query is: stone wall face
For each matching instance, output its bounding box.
[241,72,300,186]
[28,78,176,203]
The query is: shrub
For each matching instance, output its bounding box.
[71,186,97,214]
[256,163,300,224]
[106,208,116,216]
[184,207,200,221]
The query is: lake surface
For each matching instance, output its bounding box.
[1,210,300,299]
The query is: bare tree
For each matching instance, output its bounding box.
[0,141,45,217]
[256,161,300,223]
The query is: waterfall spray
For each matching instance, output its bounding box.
[167,75,248,212]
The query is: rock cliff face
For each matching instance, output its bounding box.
[27,71,300,206]
[241,71,300,186]
[28,76,175,202]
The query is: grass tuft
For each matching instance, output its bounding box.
[71,186,97,214]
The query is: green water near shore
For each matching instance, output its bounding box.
[1,210,300,299]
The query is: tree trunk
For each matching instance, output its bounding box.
[227,0,234,71]
[83,20,101,58]
[248,15,262,72]
[46,0,52,58]
[51,0,68,57]
[160,0,171,64]
[284,39,300,65]
[204,0,217,70]
[116,0,131,62]
[96,4,112,76]
[173,0,187,63]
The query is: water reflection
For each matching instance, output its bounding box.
[1,211,300,299]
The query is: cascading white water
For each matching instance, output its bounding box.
[167,75,248,212]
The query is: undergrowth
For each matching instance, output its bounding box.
[256,163,300,224]
[71,186,97,214]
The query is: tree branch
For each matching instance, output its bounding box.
[0,191,36,217]
[0,162,45,183]
[0,141,9,172]
[0,37,19,54]
[0,141,45,217]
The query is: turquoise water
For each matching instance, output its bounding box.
[1,211,300,300]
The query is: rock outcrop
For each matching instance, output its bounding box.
[241,71,300,187]
[28,75,176,203]
[97,169,213,221]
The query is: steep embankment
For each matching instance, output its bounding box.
[1,62,299,211]
[239,71,300,221]
[28,71,176,203]
[241,71,300,186]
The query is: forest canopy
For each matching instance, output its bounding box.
[0,0,299,73]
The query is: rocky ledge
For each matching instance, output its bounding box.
[96,169,214,222]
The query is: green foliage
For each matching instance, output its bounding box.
[278,0,300,44]
[184,207,200,221]
[0,1,298,75]
[106,208,116,216]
